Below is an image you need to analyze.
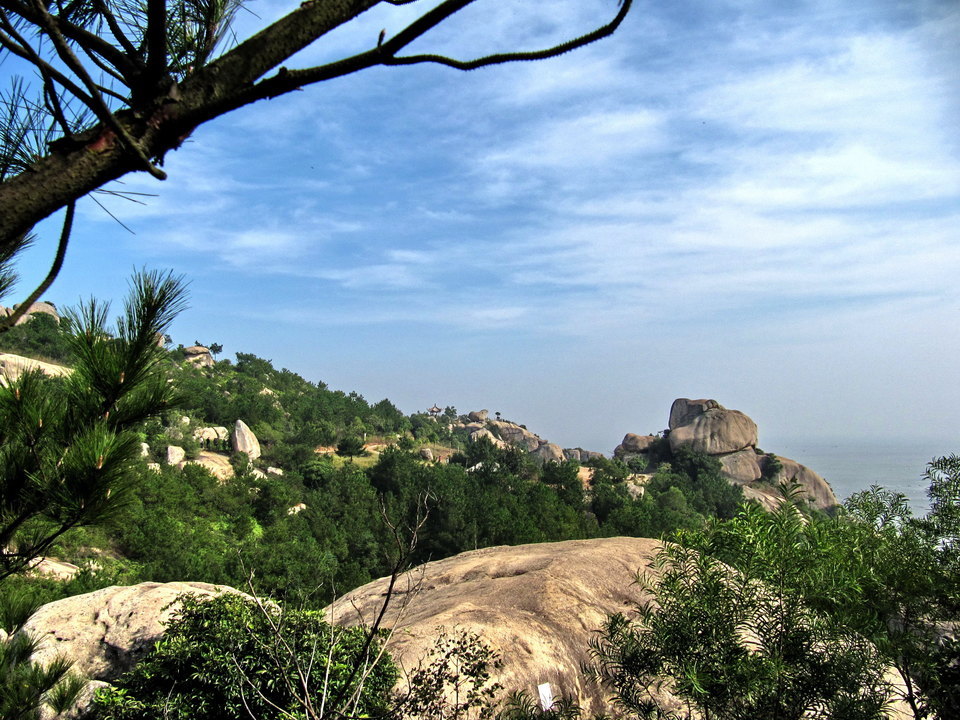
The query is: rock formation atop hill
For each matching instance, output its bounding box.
[0,300,60,325]
[453,412,603,464]
[616,398,837,510]
[328,537,673,717]
[231,418,261,459]
[183,344,214,367]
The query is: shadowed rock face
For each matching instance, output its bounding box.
[327,537,669,717]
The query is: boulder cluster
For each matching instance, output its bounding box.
[451,410,603,465]
[0,300,59,325]
[615,398,837,510]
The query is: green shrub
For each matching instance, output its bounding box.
[92,592,398,720]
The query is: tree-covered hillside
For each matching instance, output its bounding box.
[0,310,744,605]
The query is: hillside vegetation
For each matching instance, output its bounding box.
[0,311,742,606]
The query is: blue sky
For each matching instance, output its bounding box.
[7,0,960,454]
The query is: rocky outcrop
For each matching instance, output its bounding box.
[327,538,671,717]
[193,426,229,444]
[774,456,837,508]
[617,398,837,510]
[563,448,603,463]
[0,353,72,383]
[9,301,60,326]
[488,420,541,452]
[613,433,658,461]
[231,419,261,460]
[182,451,235,482]
[533,442,565,463]
[719,449,762,485]
[165,445,185,465]
[183,345,214,367]
[668,400,758,455]
[419,447,434,461]
[470,428,507,448]
[455,416,603,466]
[24,582,243,682]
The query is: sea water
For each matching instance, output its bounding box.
[766,438,957,516]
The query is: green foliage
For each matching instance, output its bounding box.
[496,692,587,720]
[337,435,367,457]
[0,311,74,363]
[0,588,86,720]
[589,503,893,720]
[760,452,784,482]
[92,592,398,720]
[0,270,187,582]
[402,627,503,720]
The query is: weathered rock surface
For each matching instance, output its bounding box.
[327,537,666,717]
[165,445,185,465]
[468,409,489,422]
[182,451,235,482]
[419,447,435,461]
[470,428,506,448]
[719,449,762,485]
[12,301,60,326]
[183,345,214,367]
[24,582,243,681]
[774,455,838,508]
[668,398,720,430]
[0,353,72,383]
[668,403,758,455]
[533,442,565,463]
[488,420,541,452]
[231,419,261,459]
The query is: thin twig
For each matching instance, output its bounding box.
[0,201,74,331]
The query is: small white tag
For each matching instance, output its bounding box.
[537,682,554,711]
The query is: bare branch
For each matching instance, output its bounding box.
[0,0,142,80]
[94,0,140,58]
[219,0,630,115]
[0,202,74,332]
[145,0,167,88]
[386,0,633,70]
[28,0,167,179]
[0,12,98,110]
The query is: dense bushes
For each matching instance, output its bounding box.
[92,593,398,720]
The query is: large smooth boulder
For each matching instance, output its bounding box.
[533,442,565,463]
[774,456,838,510]
[668,398,719,430]
[327,537,665,717]
[0,353,72,384]
[165,445,185,465]
[489,421,541,452]
[12,301,59,326]
[24,582,243,682]
[182,451,235,482]
[468,410,489,422]
[668,402,758,455]
[620,433,657,453]
[231,419,261,460]
[719,449,762,485]
[183,345,214,367]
